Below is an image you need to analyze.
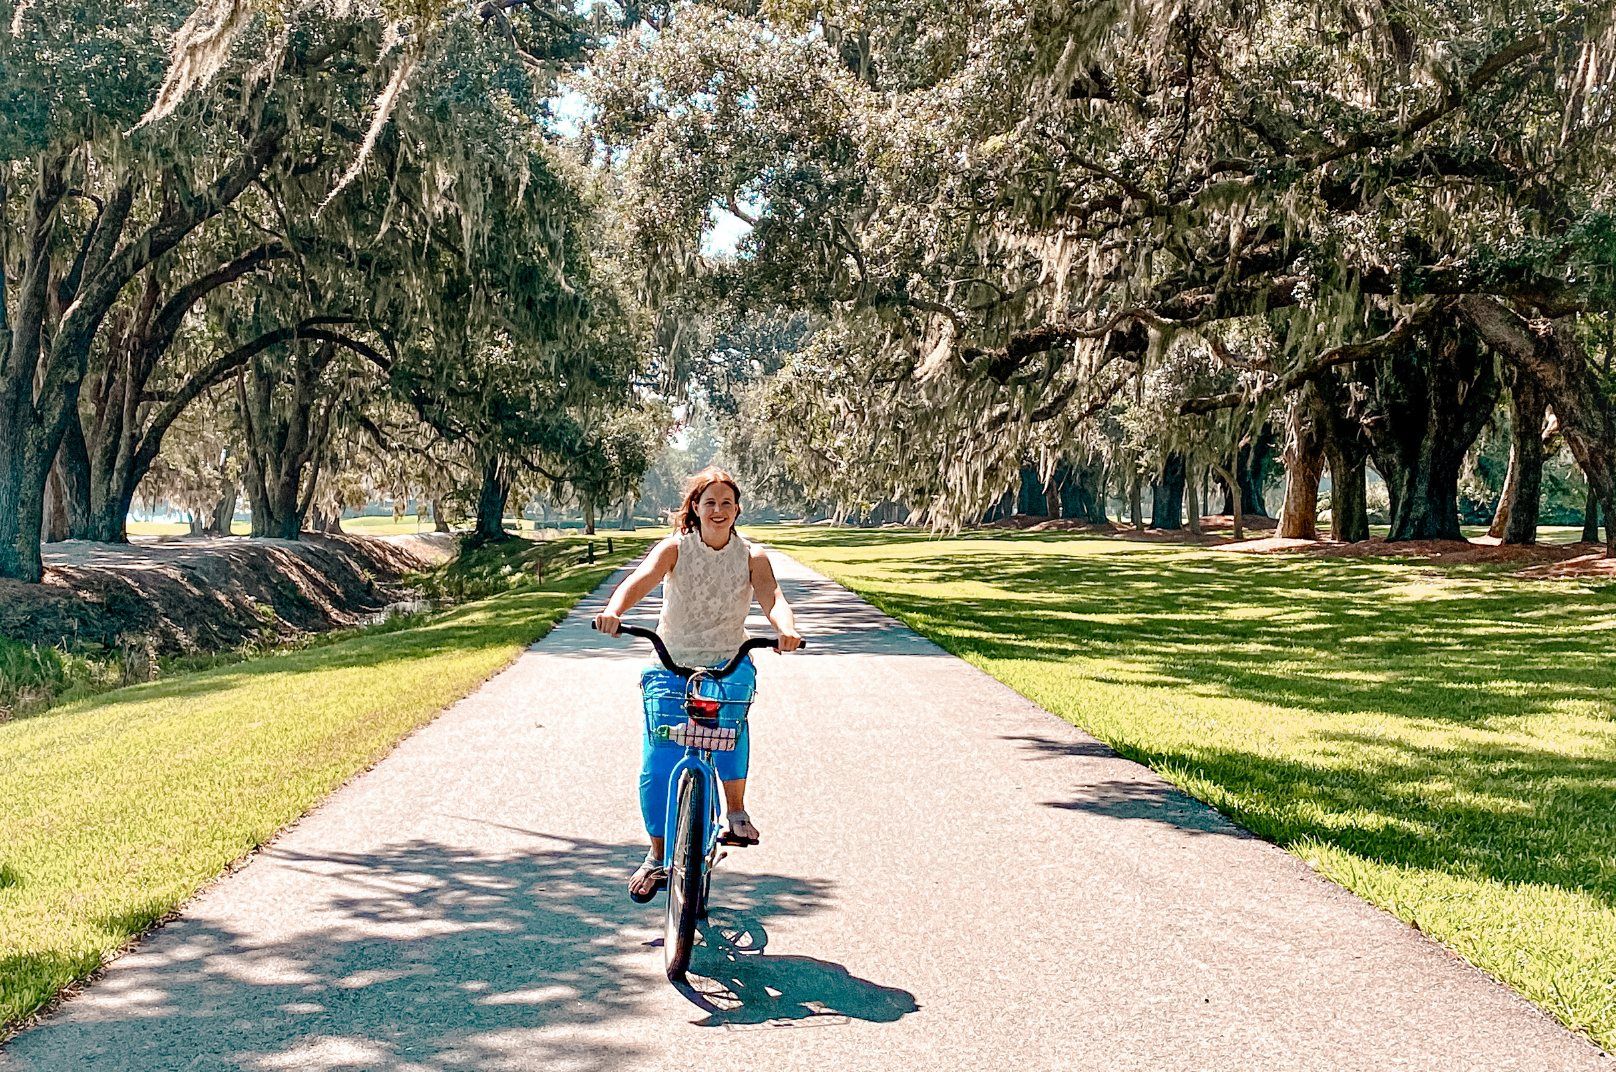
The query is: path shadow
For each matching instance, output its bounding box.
[1005,734,1248,838]
[1042,778,1249,837]
[1001,733,1115,760]
[2,833,840,1071]
[678,913,918,1029]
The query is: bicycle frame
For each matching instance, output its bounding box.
[662,745,724,873]
[653,664,755,873]
[593,622,787,865]
[594,619,804,981]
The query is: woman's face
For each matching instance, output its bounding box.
[696,484,739,531]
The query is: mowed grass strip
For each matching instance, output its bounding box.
[759,526,1616,1051]
[0,535,649,1030]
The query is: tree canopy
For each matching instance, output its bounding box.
[586,0,1616,549]
[0,0,665,579]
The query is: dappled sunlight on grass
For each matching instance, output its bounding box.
[759,524,1616,1050]
[0,537,652,1030]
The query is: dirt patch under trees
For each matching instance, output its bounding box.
[970,514,1611,577]
[0,535,441,657]
[980,513,1280,539]
[1216,534,1614,578]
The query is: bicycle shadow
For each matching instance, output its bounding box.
[674,903,919,1029]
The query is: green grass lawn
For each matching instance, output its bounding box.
[0,535,649,1031]
[126,519,252,537]
[1379,523,1589,544]
[758,525,1616,1050]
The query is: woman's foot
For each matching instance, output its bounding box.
[720,809,760,846]
[628,850,667,903]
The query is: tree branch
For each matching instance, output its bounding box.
[1304,19,1567,171]
[138,243,289,382]
[131,317,361,474]
[1180,305,1434,415]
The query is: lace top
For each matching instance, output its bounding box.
[657,529,754,666]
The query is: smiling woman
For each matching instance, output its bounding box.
[593,469,803,900]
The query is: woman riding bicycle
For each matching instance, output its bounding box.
[593,467,803,901]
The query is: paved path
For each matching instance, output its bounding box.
[4,554,1607,1071]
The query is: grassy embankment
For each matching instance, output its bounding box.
[0,534,648,1031]
[761,525,1616,1050]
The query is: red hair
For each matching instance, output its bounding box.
[676,467,742,533]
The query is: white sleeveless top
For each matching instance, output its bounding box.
[657,529,754,666]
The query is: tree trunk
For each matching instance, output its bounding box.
[981,486,1015,524]
[1238,425,1277,518]
[1129,472,1143,529]
[1278,390,1324,540]
[474,452,513,542]
[1016,465,1048,516]
[1150,453,1186,530]
[42,462,71,543]
[0,391,62,582]
[0,154,77,581]
[1584,489,1602,544]
[431,497,451,533]
[1212,461,1243,539]
[1054,460,1107,524]
[583,498,598,536]
[241,439,305,538]
[1457,297,1616,556]
[1488,371,1548,545]
[56,413,100,539]
[309,506,343,534]
[1325,447,1369,542]
[1490,454,1518,541]
[1184,464,1203,535]
[1361,320,1500,542]
[620,500,637,531]
[1307,372,1371,542]
[1215,454,1266,518]
[236,342,345,541]
[210,479,238,536]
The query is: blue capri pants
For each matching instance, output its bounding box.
[639,657,755,839]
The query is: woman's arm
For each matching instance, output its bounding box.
[749,545,803,651]
[593,537,679,634]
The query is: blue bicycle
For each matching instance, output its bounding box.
[595,622,801,981]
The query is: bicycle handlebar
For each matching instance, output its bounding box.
[591,621,799,678]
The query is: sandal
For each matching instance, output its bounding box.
[628,852,667,903]
[720,810,760,847]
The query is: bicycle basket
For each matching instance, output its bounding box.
[642,665,754,750]
[664,718,740,751]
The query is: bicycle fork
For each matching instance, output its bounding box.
[662,750,723,872]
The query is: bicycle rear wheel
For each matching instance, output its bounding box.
[664,769,705,982]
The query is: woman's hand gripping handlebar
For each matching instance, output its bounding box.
[590,620,802,679]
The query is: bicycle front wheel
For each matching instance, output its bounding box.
[664,769,705,982]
